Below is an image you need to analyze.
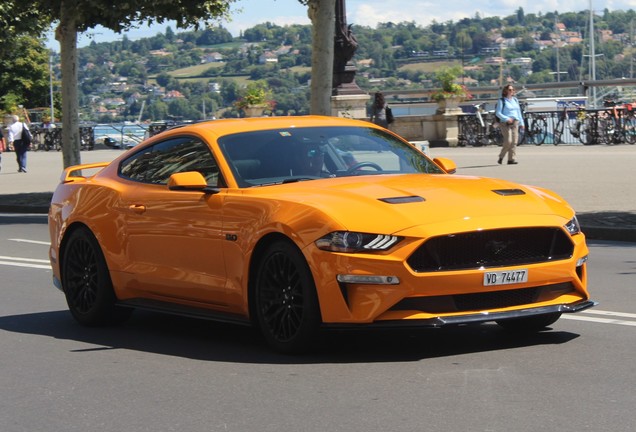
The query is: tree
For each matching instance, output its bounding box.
[0,35,51,113]
[0,2,51,113]
[0,2,49,58]
[300,0,336,115]
[37,0,237,168]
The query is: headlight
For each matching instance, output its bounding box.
[564,216,581,235]
[315,231,403,253]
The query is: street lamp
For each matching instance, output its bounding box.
[49,52,55,122]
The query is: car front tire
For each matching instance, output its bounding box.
[253,240,321,354]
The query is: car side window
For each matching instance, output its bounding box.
[119,136,222,186]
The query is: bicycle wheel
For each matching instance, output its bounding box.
[577,119,593,145]
[528,116,547,145]
[623,113,636,144]
[596,117,612,145]
[462,119,480,147]
[553,119,564,145]
[489,127,503,146]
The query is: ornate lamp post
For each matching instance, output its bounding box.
[330,0,369,119]
[332,0,363,95]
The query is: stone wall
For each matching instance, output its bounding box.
[386,113,461,147]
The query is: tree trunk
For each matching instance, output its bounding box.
[55,3,81,168]
[307,0,336,116]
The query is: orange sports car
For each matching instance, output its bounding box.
[48,116,595,353]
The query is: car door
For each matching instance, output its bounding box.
[118,136,228,307]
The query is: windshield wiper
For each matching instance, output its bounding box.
[281,177,317,184]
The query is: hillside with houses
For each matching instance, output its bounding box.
[63,7,636,122]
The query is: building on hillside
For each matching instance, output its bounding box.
[258,52,278,64]
[162,90,185,102]
[485,56,505,65]
[480,47,500,55]
[356,59,373,69]
[201,52,224,63]
[511,57,532,67]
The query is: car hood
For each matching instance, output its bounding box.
[256,174,574,235]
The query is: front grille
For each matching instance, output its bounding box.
[454,287,540,310]
[407,227,574,272]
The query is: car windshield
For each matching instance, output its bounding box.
[217,126,444,187]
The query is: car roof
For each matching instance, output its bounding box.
[154,115,381,142]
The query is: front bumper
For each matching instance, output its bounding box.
[322,299,597,329]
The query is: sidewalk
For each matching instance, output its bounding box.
[1,145,635,242]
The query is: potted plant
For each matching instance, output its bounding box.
[234,81,276,117]
[430,66,472,112]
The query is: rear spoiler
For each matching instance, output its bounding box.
[60,162,110,183]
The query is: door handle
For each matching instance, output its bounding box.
[128,204,146,214]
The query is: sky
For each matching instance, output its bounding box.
[46,0,636,50]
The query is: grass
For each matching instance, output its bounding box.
[168,62,224,78]
[398,60,461,73]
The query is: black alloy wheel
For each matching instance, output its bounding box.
[254,241,321,353]
[62,226,131,326]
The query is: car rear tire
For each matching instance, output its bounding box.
[496,312,561,332]
[254,240,321,354]
[62,226,131,326]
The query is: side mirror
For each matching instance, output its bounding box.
[433,157,457,174]
[168,171,218,193]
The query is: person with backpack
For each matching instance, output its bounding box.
[370,92,393,129]
[495,85,524,165]
[5,114,31,173]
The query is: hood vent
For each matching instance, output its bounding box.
[379,196,425,204]
[493,189,526,196]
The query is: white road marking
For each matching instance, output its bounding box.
[561,314,636,327]
[581,309,636,319]
[9,238,50,246]
[0,255,51,270]
[0,260,51,270]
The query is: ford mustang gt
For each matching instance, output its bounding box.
[48,116,595,353]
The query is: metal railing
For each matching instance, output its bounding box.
[458,106,636,146]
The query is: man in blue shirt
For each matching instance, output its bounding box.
[495,85,524,165]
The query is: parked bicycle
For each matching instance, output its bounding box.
[519,103,547,145]
[623,103,636,144]
[598,99,636,145]
[552,100,586,145]
[459,102,502,147]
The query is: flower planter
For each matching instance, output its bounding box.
[243,105,267,117]
[436,97,462,114]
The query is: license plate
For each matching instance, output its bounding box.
[483,269,528,286]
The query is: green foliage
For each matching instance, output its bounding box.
[430,66,472,102]
[0,35,51,112]
[233,81,274,109]
[0,1,50,58]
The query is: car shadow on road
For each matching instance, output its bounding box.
[0,309,580,364]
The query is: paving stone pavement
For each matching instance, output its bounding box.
[1,144,635,242]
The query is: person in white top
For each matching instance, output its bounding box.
[5,114,29,173]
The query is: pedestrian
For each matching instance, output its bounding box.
[0,126,5,172]
[370,92,391,128]
[495,85,524,165]
[5,114,30,173]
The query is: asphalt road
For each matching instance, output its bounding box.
[1,216,635,432]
